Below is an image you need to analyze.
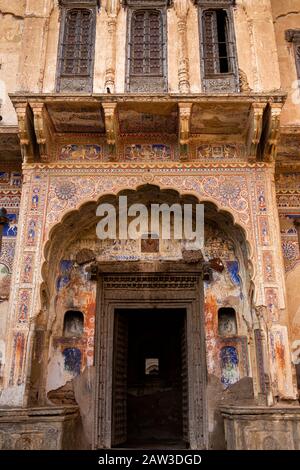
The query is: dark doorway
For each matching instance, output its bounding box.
[112,308,187,448]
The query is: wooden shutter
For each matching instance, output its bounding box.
[61,9,93,77]
[57,7,96,92]
[111,312,128,446]
[131,10,163,77]
[181,314,189,443]
[128,9,166,92]
[202,10,219,75]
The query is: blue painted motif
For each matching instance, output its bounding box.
[60,260,73,274]
[56,275,71,292]
[63,348,81,376]
[220,346,239,388]
[3,214,18,237]
[226,260,241,286]
[56,260,73,291]
[0,172,9,183]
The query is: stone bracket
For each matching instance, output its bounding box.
[263,103,283,162]
[102,102,118,158]
[178,102,192,160]
[30,103,47,161]
[246,103,265,162]
[15,102,33,163]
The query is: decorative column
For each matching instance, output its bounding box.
[174,0,191,93]
[105,0,121,92]
[0,167,48,407]
[263,167,297,401]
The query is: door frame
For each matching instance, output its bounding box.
[92,261,207,449]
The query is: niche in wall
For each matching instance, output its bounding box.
[63,310,84,338]
[218,307,237,336]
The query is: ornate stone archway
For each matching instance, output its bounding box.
[1,167,296,427]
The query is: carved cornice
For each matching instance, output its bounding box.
[22,161,271,171]
[285,29,300,44]
[9,92,287,105]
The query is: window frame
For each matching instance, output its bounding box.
[56,0,97,93]
[195,0,239,93]
[125,0,169,93]
[285,29,300,83]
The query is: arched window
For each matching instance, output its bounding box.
[56,1,97,92]
[126,2,168,92]
[63,310,84,337]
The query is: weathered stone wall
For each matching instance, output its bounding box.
[271,0,300,125]
[0,1,25,124]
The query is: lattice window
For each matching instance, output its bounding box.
[61,9,93,77]
[196,1,239,93]
[56,3,96,92]
[126,3,168,93]
[130,10,164,77]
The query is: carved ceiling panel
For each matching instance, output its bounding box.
[190,103,250,135]
[118,103,178,135]
[46,103,105,133]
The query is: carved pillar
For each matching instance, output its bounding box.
[263,167,297,401]
[105,0,121,92]
[0,168,48,407]
[174,0,190,93]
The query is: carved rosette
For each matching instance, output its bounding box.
[174,0,190,93]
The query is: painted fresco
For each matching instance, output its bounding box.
[59,144,102,161]
[220,346,240,388]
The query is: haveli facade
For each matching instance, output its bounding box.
[0,0,300,450]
